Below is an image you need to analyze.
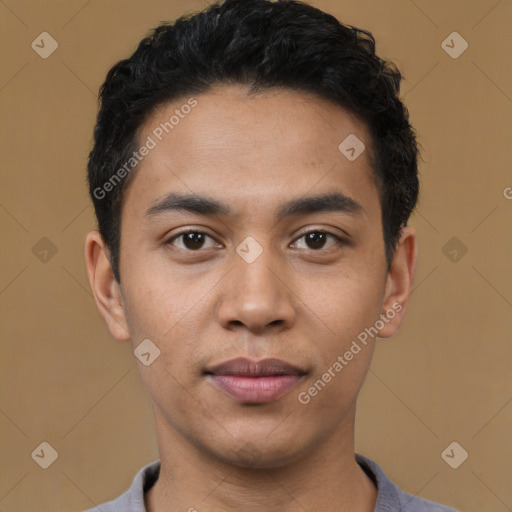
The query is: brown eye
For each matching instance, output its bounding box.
[305,232,328,250]
[167,230,217,251]
[291,230,344,251]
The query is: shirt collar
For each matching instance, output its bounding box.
[110,453,447,512]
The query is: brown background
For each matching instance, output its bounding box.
[0,1,511,511]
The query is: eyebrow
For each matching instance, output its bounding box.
[144,191,364,220]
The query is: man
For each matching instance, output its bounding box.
[84,0,457,510]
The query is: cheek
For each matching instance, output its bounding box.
[296,281,379,413]
[121,268,213,379]
[122,276,203,416]
[297,263,385,346]
[293,263,384,399]
[122,262,195,337]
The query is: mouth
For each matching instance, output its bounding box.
[204,357,307,404]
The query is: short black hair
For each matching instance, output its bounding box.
[87,0,420,283]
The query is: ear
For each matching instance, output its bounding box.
[84,230,130,341]
[377,226,417,339]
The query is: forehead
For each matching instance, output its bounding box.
[122,85,379,224]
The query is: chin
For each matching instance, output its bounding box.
[206,434,311,470]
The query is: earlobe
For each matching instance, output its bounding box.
[84,230,131,341]
[377,226,418,339]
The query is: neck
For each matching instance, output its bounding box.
[145,409,377,512]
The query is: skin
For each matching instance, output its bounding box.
[85,84,417,512]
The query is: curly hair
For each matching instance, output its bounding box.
[87,0,420,283]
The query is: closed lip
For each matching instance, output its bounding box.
[204,357,307,377]
[205,357,307,403]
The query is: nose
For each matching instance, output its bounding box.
[216,243,296,335]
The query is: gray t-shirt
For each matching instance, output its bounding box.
[85,453,458,511]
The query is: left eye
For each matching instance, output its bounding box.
[291,231,343,251]
[166,230,344,251]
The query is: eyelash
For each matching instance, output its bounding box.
[165,228,347,252]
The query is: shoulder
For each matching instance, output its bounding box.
[82,459,161,512]
[82,491,131,512]
[356,454,459,512]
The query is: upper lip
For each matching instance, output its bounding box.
[205,357,306,377]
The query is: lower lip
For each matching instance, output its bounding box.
[207,374,303,403]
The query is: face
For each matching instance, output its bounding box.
[86,84,416,469]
